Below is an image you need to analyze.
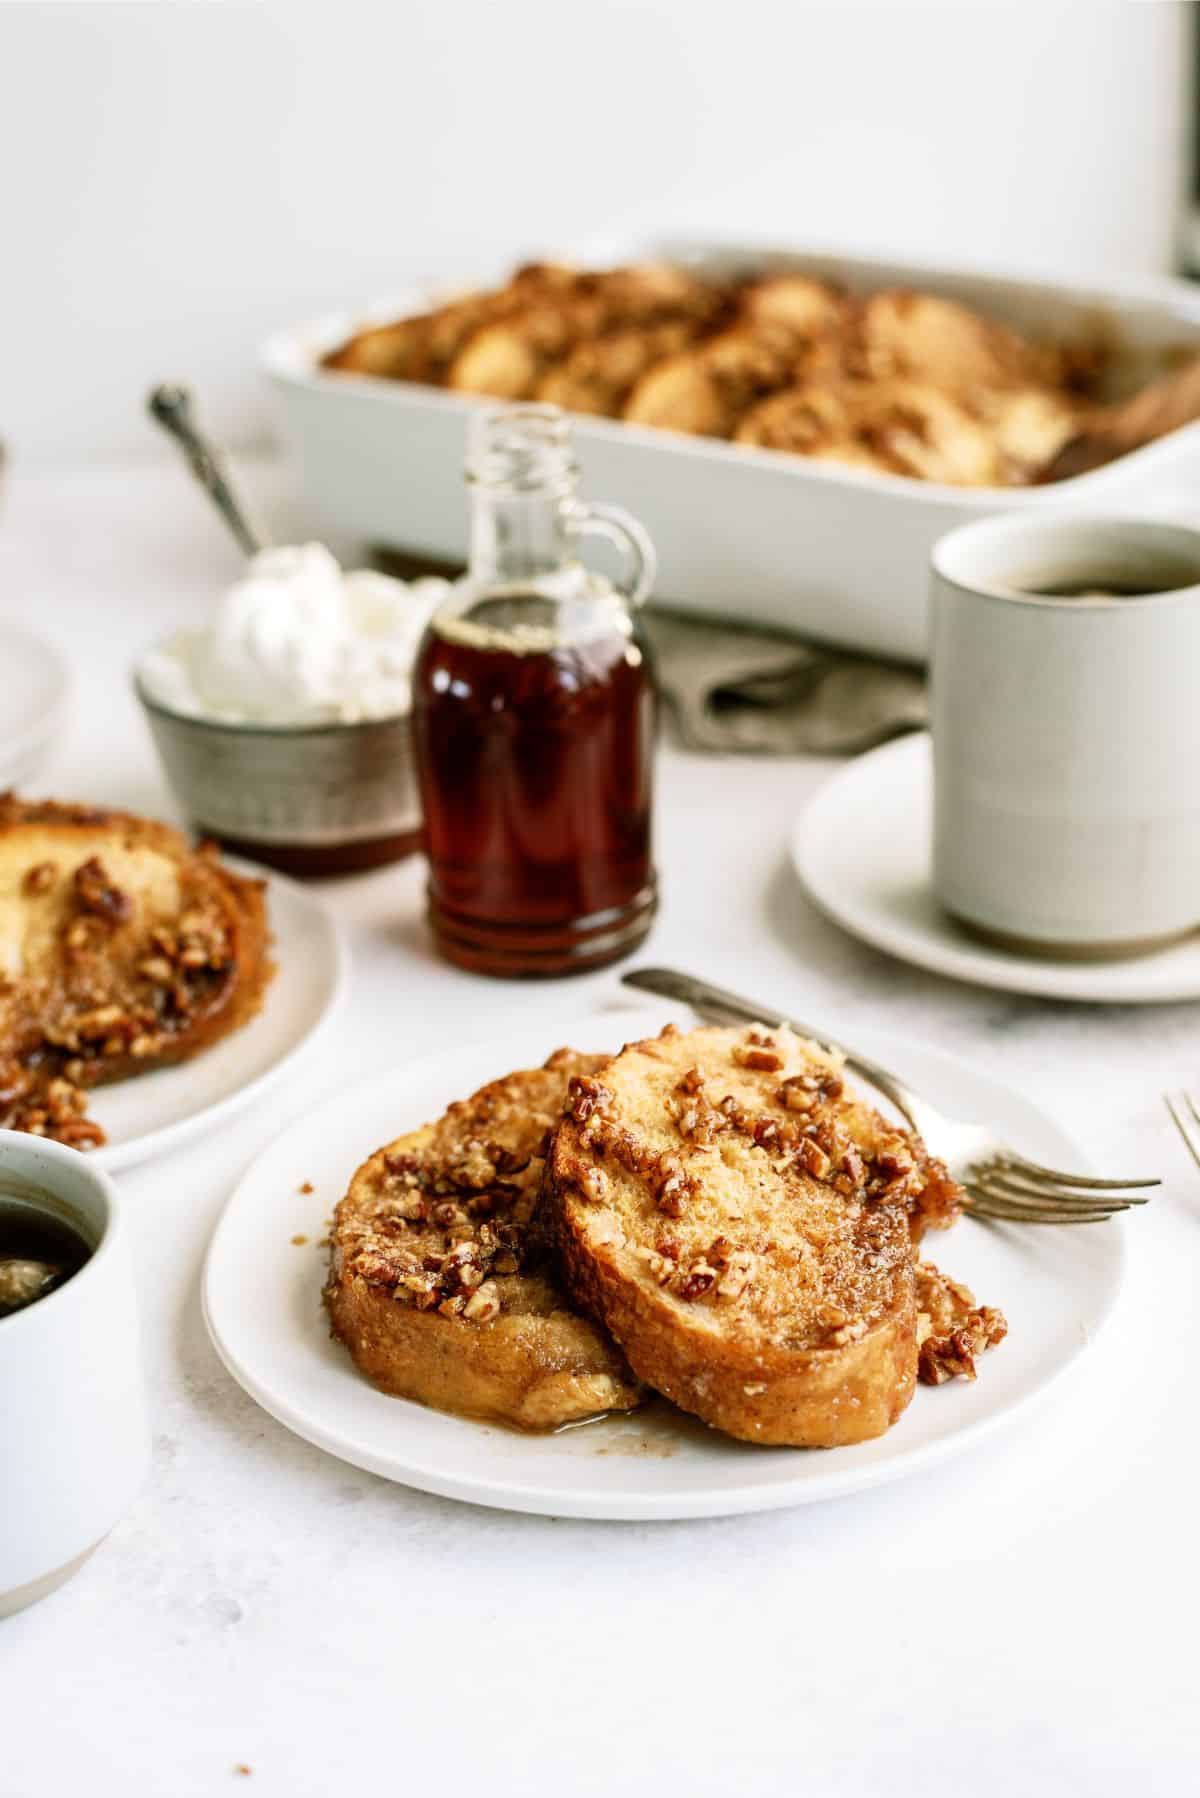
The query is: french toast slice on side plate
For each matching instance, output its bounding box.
[325,1050,643,1432]
[0,795,272,1147]
[541,1022,986,1449]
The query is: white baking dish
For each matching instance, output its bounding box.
[264,240,1200,661]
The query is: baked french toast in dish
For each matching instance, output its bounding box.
[541,1022,1001,1447]
[323,261,1104,486]
[325,1050,643,1431]
[0,795,272,1148]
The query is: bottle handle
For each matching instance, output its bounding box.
[566,500,657,609]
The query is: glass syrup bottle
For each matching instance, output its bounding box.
[412,404,658,977]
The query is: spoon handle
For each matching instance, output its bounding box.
[147,384,266,558]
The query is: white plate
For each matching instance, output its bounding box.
[203,1009,1123,1521]
[793,733,1200,1005]
[88,864,345,1171]
[0,620,70,787]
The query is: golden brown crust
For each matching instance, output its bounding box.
[0,794,272,1147]
[539,1023,968,1447]
[325,1049,642,1431]
[321,260,1103,486]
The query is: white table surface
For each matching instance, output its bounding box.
[2,457,1197,1795]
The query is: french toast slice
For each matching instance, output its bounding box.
[0,795,271,1147]
[541,1022,964,1447]
[325,1049,642,1431]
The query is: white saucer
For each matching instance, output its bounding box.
[0,620,70,787]
[793,734,1200,1005]
[89,863,345,1171]
[203,1008,1122,1521]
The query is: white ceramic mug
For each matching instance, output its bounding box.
[0,1131,150,1617]
[930,514,1200,956]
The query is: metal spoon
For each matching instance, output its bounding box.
[147,383,267,557]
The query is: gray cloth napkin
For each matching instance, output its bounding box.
[371,549,925,757]
[641,607,927,756]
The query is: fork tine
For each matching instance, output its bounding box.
[967,1197,1122,1225]
[970,1179,1130,1217]
[1165,1091,1200,1171]
[966,1185,1128,1223]
[996,1153,1159,1192]
[972,1169,1150,1209]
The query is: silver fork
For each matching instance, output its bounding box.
[623,968,1159,1225]
[1164,1090,1200,1174]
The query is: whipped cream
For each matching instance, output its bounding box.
[138,543,448,726]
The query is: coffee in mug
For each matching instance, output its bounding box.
[930,515,1200,957]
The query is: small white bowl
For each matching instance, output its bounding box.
[0,1132,150,1617]
[134,675,422,876]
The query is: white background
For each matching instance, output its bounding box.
[0,0,1191,466]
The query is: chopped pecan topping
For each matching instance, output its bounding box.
[875,1144,915,1183]
[675,1262,718,1301]
[669,1083,724,1145]
[653,1155,694,1218]
[777,1066,844,1110]
[448,1138,497,1189]
[575,1164,610,1205]
[736,1045,786,1072]
[569,1075,612,1124]
[916,1263,1007,1383]
[353,1249,405,1286]
[463,1281,501,1323]
[796,1136,832,1180]
[385,1151,423,1182]
[73,857,132,925]
[22,861,57,896]
[839,1144,866,1189]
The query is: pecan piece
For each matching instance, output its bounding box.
[675,1262,717,1301]
[73,857,132,924]
[22,861,57,896]
[575,1164,610,1205]
[736,1045,786,1072]
[463,1281,501,1323]
[795,1136,832,1180]
[653,1155,694,1218]
[568,1075,612,1125]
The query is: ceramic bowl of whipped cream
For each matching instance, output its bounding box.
[135,543,448,874]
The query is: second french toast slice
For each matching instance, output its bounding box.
[325,1049,642,1432]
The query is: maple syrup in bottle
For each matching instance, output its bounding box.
[413,406,658,976]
